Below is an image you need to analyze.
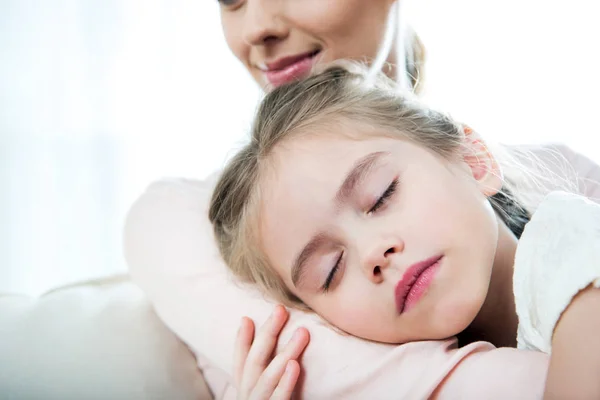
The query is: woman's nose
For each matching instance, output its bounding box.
[242,0,289,46]
[362,239,404,283]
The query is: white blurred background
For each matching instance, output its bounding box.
[1,0,598,295]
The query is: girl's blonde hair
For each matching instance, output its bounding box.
[209,63,536,307]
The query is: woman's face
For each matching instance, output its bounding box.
[219,0,398,90]
[257,125,503,344]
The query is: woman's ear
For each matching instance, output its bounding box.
[461,125,503,197]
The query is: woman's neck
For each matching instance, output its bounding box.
[460,219,520,348]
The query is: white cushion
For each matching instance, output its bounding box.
[0,276,211,399]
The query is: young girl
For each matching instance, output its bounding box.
[209,64,600,399]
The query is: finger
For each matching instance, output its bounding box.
[249,327,310,400]
[233,317,255,387]
[271,360,300,400]
[240,305,289,394]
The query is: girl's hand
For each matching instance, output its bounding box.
[234,305,310,400]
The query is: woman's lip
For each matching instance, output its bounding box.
[263,50,320,71]
[395,255,443,314]
[262,50,321,87]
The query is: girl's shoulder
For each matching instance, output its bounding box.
[514,190,600,353]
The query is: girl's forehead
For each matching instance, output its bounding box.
[270,130,403,164]
[262,135,404,201]
[268,134,362,176]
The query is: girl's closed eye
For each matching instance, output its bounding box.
[322,252,344,293]
[368,179,399,214]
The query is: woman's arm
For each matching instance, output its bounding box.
[125,178,599,399]
[434,287,600,399]
[432,347,548,399]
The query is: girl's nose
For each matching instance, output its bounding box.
[361,239,404,283]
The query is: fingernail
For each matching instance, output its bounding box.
[274,305,285,316]
[290,328,303,342]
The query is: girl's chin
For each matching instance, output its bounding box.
[428,297,486,338]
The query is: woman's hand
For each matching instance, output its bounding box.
[234,305,310,400]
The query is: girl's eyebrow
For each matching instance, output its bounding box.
[334,151,389,207]
[291,151,389,288]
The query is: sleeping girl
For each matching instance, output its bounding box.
[209,63,600,399]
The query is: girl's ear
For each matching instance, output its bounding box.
[461,125,503,197]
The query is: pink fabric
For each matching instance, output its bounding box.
[124,144,600,399]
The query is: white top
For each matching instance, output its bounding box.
[514,191,600,353]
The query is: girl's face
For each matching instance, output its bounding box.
[219,0,398,90]
[258,126,503,343]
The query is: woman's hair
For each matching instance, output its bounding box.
[405,26,426,94]
[209,62,542,307]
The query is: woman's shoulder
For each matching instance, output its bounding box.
[508,143,600,202]
[523,143,598,174]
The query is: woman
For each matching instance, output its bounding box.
[127,1,600,398]
[218,0,423,92]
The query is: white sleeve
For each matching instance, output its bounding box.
[513,191,600,353]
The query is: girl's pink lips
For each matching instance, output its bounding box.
[262,50,321,87]
[395,255,443,314]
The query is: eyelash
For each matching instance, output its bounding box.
[369,179,398,214]
[322,252,343,292]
